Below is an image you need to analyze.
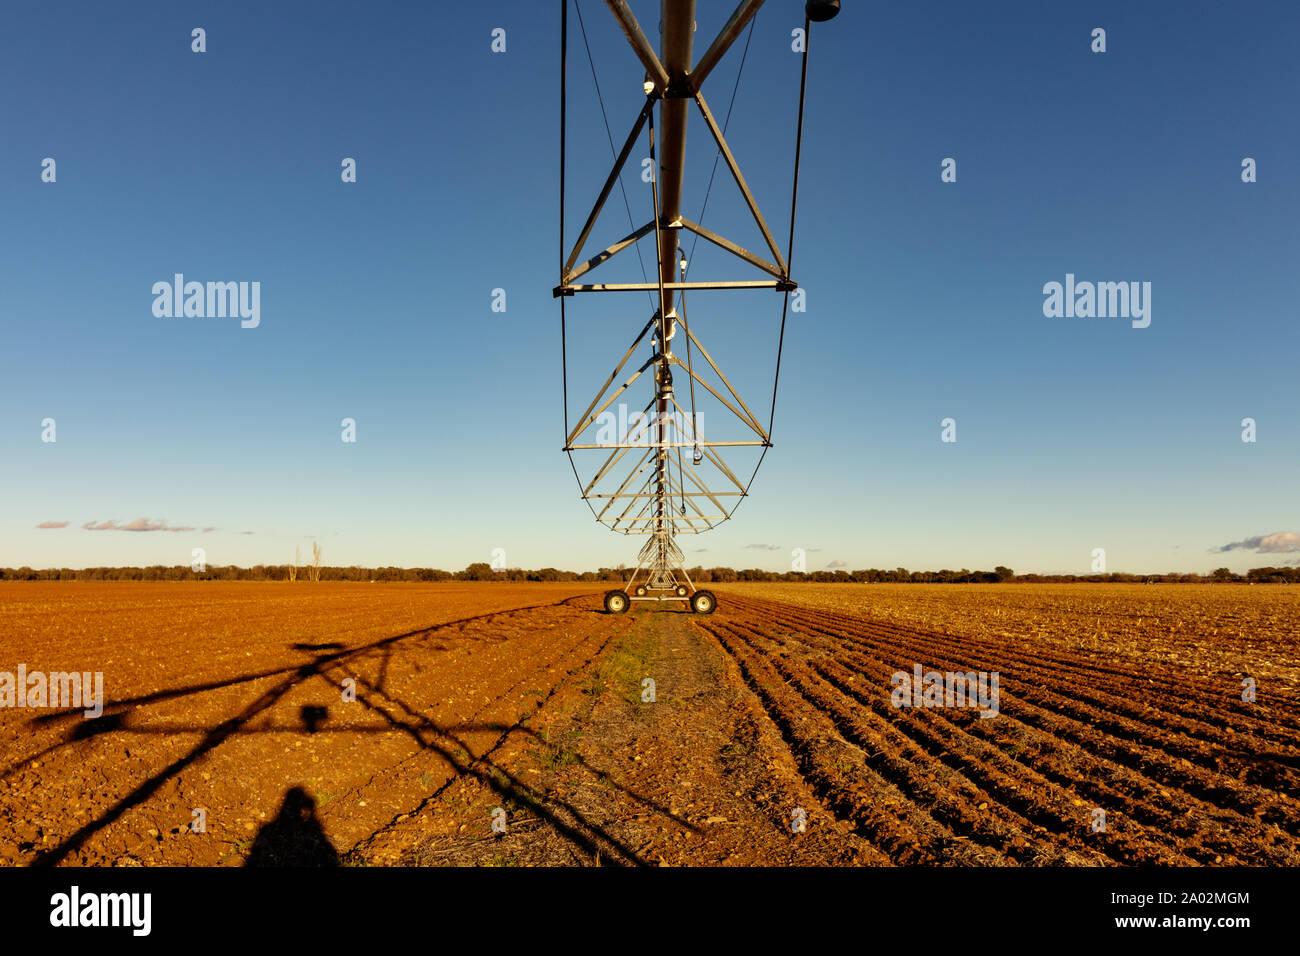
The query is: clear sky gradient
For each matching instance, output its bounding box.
[1,0,1296,574]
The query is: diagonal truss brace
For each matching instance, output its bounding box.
[555,81,791,297]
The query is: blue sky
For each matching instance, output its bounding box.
[1,0,1296,574]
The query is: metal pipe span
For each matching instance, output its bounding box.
[656,0,694,291]
[655,0,694,527]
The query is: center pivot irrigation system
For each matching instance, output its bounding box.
[556,0,840,615]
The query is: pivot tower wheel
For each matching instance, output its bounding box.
[690,590,717,615]
[604,590,630,614]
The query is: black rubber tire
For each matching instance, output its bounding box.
[634,585,647,597]
[675,585,689,597]
[690,590,717,615]
[604,590,630,614]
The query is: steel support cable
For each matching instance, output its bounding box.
[676,254,696,442]
[561,0,598,519]
[676,17,754,518]
[676,426,686,515]
[565,0,659,524]
[679,284,700,459]
[677,260,694,517]
[573,0,653,306]
[731,13,814,517]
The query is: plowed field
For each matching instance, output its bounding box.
[2,582,1295,866]
[697,588,1300,866]
[0,583,619,866]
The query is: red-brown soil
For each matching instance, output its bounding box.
[2,582,1295,866]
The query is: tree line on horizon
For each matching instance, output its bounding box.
[0,563,1296,584]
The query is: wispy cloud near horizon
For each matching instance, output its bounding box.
[81,518,197,533]
[1214,531,1300,555]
